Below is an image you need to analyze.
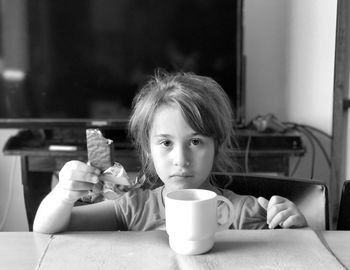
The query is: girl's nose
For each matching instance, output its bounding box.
[172,145,190,167]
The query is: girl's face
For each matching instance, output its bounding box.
[149,104,215,193]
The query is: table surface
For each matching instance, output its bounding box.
[0,230,348,270]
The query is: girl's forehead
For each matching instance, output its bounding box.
[150,104,194,135]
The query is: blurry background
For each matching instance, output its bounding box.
[0,0,338,230]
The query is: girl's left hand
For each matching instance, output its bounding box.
[258,196,308,229]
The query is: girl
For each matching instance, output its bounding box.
[33,71,307,233]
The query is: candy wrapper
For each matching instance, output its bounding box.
[81,129,141,203]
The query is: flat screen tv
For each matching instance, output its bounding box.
[0,0,244,129]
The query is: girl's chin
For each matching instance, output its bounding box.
[167,182,194,191]
[168,182,210,192]
[164,177,211,191]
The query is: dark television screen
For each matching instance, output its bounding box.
[0,0,244,129]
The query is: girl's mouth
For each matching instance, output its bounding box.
[171,173,192,178]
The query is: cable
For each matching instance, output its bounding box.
[279,121,316,178]
[301,126,331,166]
[296,126,316,178]
[0,157,17,230]
[298,124,332,140]
[284,121,331,168]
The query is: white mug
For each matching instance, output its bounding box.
[165,189,234,255]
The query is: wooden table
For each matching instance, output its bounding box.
[322,231,350,269]
[0,229,348,270]
[0,232,50,270]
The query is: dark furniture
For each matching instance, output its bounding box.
[213,173,329,230]
[3,128,305,231]
[337,180,350,230]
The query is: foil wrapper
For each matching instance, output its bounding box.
[81,162,142,203]
[82,129,141,203]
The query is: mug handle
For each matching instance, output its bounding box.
[216,195,234,231]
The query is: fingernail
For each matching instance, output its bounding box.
[92,175,99,183]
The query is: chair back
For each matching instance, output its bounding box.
[337,180,350,230]
[212,173,329,230]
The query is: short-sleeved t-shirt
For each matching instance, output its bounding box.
[113,187,268,231]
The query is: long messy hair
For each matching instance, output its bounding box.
[128,71,238,187]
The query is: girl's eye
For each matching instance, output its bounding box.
[161,140,172,147]
[191,138,201,146]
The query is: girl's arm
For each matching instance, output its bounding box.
[69,200,118,231]
[33,187,75,233]
[33,160,118,233]
[33,188,119,233]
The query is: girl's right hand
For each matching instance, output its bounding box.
[55,160,101,203]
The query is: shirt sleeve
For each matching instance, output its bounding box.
[222,189,268,230]
[113,188,164,231]
[237,195,268,229]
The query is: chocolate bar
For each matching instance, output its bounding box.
[86,129,114,171]
[84,129,139,203]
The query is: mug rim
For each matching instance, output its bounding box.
[165,188,217,202]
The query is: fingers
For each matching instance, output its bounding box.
[57,160,102,197]
[52,160,102,204]
[257,197,269,210]
[264,195,307,229]
[278,215,306,228]
[268,207,292,229]
[259,196,287,228]
[59,180,96,191]
[60,169,99,184]
[67,160,100,175]
[265,196,288,227]
[59,160,100,184]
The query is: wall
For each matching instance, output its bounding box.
[0,0,338,230]
[0,129,28,231]
[244,0,337,182]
